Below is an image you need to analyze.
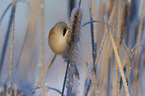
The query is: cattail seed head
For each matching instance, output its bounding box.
[64,7,83,96]
[63,7,83,61]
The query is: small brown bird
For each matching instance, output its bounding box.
[48,22,79,79]
[48,22,70,54]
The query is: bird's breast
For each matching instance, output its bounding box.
[48,34,68,54]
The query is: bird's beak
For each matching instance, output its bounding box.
[67,28,70,32]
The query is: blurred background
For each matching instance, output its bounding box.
[0,0,145,96]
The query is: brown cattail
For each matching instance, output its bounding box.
[63,7,83,96]
[63,7,83,61]
[63,7,82,80]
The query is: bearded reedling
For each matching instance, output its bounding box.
[48,22,79,79]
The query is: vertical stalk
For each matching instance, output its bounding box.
[0,2,15,81]
[40,0,45,95]
[84,0,97,95]
[66,67,73,96]
[61,60,70,96]
[92,0,97,44]
[89,0,96,73]
[9,0,16,95]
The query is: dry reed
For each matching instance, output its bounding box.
[9,0,16,95]
[33,54,57,93]
[40,0,46,95]
[0,0,145,96]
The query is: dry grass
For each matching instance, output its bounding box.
[0,0,145,96]
[40,0,46,95]
[33,54,57,93]
[9,0,16,96]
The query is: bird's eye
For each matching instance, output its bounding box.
[63,28,67,36]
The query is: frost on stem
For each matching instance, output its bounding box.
[63,8,83,61]
[63,7,82,78]
[63,7,83,95]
